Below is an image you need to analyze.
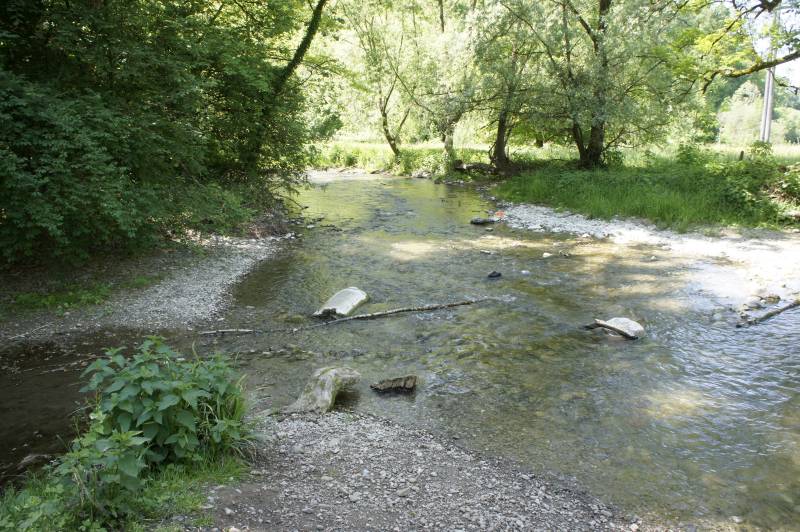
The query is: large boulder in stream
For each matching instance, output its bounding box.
[281,366,361,414]
[313,287,369,318]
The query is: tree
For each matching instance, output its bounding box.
[500,0,696,167]
[341,0,414,158]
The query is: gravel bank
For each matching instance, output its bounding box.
[102,235,285,330]
[199,413,650,532]
[0,234,288,342]
[502,203,800,303]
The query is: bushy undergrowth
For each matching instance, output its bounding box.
[0,338,248,530]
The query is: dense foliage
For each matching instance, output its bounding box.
[0,338,248,529]
[0,0,324,264]
[323,0,800,169]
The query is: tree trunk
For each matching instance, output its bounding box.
[240,0,328,175]
[380,106,401,159]
[582,123,605,168]
[441,123,457,170]
[490,110,511,171]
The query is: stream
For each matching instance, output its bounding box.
[2,171,799,529]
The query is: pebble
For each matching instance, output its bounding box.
[224,507,235,515]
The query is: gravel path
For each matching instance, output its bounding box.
[199,413,651,532]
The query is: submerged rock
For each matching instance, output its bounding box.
[487,271,502,279]
[470,217,496,225]
[281,366,361,414]
[370,375,418,394]
[313,287,369,318]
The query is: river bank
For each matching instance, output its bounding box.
[2,170,799,529]
[198,412,652,531]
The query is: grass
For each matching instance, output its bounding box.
[0,457,245,531]
[496,164,756,232]
[12,283,113,312]
[5,273,162,316]
[318,139,800,231]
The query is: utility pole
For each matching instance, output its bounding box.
[759,9,780,143]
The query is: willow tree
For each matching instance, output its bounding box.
[501,0,695,167]
[340,0,414,159]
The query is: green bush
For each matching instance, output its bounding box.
[774,164,800,202]
[0,338,248,528]
[82,338,248,466]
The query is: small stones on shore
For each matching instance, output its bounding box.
[205,413,627,531]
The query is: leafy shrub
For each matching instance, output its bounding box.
[0,338,248,528]
[772,163,800,203]
[0,71,159,263]
[82,338,248,465]
[675,143,709,165]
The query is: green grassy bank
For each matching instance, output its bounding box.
[316,141,800,231]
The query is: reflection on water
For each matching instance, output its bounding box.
[2,173,798,529]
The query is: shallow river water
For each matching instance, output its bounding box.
[3,172,799,529]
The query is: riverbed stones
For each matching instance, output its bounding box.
[281,366,361,414]
[370,375,418,393]
[313,287,369,318]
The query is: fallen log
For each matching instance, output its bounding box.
[304,298,486,329]
[199,328,256,336]
[198,298,488,336]
[736,298,800,327]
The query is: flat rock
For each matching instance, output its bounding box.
[370,375,418,394]
[281,366,361,414]
[313,287,369,318]
[600,317,645,338]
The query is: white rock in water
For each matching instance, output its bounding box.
[604,317,645,338]
[542,252,553,258]
[313,287,369,317]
